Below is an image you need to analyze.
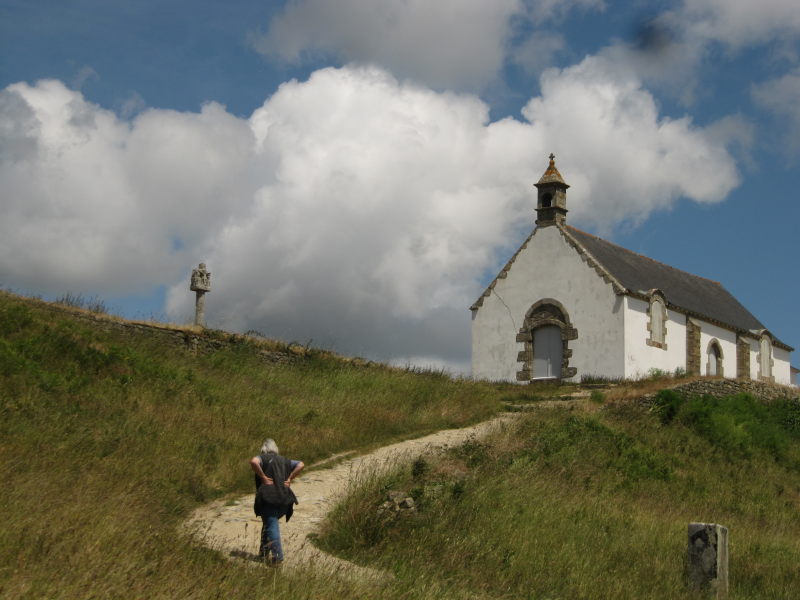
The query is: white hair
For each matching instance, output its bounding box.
[260,438,279,455]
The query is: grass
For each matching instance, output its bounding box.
[4,288,799,599]
[318,392,800,599]
[0,291,503,598]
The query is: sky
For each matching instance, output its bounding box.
[1,0,798,374]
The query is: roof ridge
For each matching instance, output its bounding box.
[565,225,723,288]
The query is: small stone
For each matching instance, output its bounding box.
[387,490,405,503]
[399,497,415,509]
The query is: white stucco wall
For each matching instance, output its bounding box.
[623,297,686,378]
[773,346,792,386]
[696,320,738,378]
[744,336,793,385]
[746,337,760,381]
[471,226,624,382]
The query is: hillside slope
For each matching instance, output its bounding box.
[0,291,501,598]
[319,390,800,599]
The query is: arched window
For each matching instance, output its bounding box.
[706,340,723,377]
[760,335,772,380]
[647,293,667,349]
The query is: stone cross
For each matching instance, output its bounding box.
[687,522,729,597]
[190,263,211,327]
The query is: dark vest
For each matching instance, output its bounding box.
[253,453,298,518]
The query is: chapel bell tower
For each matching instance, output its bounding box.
[534,153,569,227]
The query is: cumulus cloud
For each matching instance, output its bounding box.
[0,64,740,366]
[589,0,800,108]
[523,56,741,227]
[0,80,254,294]
[251,0,604,89]
[752,69,800,152]
[665,0,800,49]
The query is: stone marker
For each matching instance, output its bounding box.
[687,522,728,597]
[190,263,211,327]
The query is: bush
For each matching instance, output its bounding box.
[654,391,795,460]
[590,390,605,404]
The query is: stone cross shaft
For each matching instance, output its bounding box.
[190,263,211,327]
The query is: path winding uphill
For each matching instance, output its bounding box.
[184,414,519,577]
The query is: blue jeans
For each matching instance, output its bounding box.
[260,506,285,562]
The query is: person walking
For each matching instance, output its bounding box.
[249,439,304,564]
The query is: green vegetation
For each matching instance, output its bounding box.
[319,393,800,599]
[0,292,500,598]
[3,290,799,599]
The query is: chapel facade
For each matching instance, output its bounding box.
[470,156,794,385]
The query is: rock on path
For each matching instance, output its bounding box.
[184,413,517,578]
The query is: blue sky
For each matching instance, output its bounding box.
[1,0,798,372]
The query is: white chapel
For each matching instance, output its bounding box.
[471,155,794,385]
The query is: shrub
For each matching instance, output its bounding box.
[651,389,685,424]
[590,390,605,404]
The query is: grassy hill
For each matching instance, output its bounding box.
[0,291,502,598]
[2,290,798,598]
[318,390,800,599]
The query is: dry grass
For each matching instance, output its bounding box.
[0,291,501,599]
[318,398,800,599]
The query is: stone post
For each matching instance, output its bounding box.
[190,263,211,327]
[687,522,728,597]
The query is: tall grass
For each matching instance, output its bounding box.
[319,396,800,599]
[0,292,501,598]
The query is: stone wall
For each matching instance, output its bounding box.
[652,378,799,403]
[30,300,297,364]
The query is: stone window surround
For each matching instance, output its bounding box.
[515,298,578,382]
[705,338,724,377]
[758,334,774,383]
[646,290,668,350]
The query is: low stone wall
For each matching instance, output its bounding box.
[650,378,799,402]
[29,299,296,364]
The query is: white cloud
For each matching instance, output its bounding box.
[667,0,800,49]
[511,31,566,76]
[752,69,800,151]
[0,64,740,364]
[251,0,604,89]
[593,0,800,108]
[523,56,740,227]
[0,80,254,294]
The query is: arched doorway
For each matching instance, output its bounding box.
[516,299,578,382]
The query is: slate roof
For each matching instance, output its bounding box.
[470,222,792,351]
[563,226,791,350]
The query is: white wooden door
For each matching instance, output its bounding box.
[533,326,562,379]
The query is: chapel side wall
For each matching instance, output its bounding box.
[623,297,686,378]
[746,338,792,385]
[696,320,738,378]
[748,338,760,380]
[471,226,625,382]
[773,347,792,386]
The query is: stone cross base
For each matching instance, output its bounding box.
[687,522,729,597]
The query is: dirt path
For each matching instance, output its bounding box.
[184,413,520,577]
